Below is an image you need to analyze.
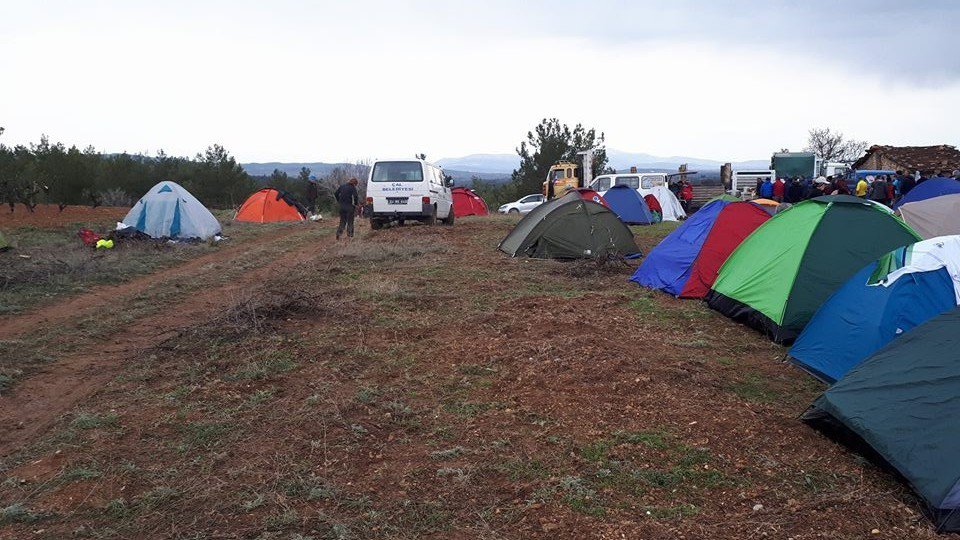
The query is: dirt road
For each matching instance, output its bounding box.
[0,218,940,539]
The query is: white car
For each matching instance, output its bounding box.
[498,194,544,214]
[366,159,455,229]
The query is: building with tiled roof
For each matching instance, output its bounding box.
[852,145,960,176]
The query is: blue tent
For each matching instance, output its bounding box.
[788,236,960,383]
[629,199,730,295]
[122,181,222,239]
[603,184,656,225]
[893,177,960,210]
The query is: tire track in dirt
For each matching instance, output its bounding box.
[0,226,306,340]
[0,225,337,458]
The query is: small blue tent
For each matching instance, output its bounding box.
[893,177,960,210]
[602,184,656,225]
[122,181,222,240]
[629,199,731,295]
[788,236,960,383]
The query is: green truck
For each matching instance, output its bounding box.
[771,152,821,180]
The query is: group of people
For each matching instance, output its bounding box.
[756,169,960,207]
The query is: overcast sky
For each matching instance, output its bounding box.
[1,0,958,163]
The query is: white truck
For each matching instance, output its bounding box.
[730,170,775,199]
[365,159,455,229]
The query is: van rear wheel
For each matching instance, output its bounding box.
[442,208,455,226]
[425,206,437,226]
[370,218,384,230]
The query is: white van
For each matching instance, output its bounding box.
[589,173,667,192]
[366,159,455,229]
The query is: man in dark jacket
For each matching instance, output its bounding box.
[305,179,319,214]
[334,178,360,240]
[869,175,889,205]
[786,178,804,203]
[897,171,915,199]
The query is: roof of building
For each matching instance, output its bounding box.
[853,145,960,173]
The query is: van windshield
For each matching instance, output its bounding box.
[371,161,424,182]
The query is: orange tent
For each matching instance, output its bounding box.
[235,188,306,223]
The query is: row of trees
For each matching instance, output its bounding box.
[0,129,261,211]
[471,118,612,209]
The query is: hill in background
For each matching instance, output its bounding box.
[241,151,767,184]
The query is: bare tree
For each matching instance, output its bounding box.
[805,127,869,162]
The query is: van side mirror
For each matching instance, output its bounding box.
[445,177,455,187]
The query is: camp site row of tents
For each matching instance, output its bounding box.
[115,182,499,241]
[627,180,960,532]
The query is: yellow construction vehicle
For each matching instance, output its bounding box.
[542,150,595,199]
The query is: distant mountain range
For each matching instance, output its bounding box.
[241,150,769,184]
[437,151,768,174]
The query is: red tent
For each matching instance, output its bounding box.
[451,187,489,217]
[235,188,306,223]
[679,202,771,298]
[644,194,662,215]
[569,188,609,207]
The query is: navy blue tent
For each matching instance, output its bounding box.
[788,236,960,383]
[893,177,960,210]
[603,184,656,225]
[803,307,960,532]
[629,199,731,295]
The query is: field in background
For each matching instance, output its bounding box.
[0,215,940,539]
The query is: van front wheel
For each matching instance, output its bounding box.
[442,207,455,226]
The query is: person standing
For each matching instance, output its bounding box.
[680,180,693,211]
[759,177,774,199]
[305,179,319,214]
[856,175,871,198]
[786,178,804,203]
[773,177,785,202]
[897,171,915,199]
[869,175,889,205]
[334,178,360,240]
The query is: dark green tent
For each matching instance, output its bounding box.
[0,230,8,251]
[803,307,960,532]
[498,193,639,259]
[706,195,920,343]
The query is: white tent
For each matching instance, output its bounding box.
[898,193,960,240]
[639,185,687,221]
[122,181,221,239]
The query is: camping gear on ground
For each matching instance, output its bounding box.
[235,188,306,223]
[122,181,221,240]
[705,195,921,344]
[897,193,960,239]
[893,177,960,211]
[643,194,663,222]
[451,187,489,217]
[788,235,960,383]
[77,228,101,246]
[498,191,639,259]
[95,239,114,249]
[603,184,656,225]
[630,200,770,297]
[642,185,686,221]
[802,307,960,532]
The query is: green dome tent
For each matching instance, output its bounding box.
[498,192,639,259]
[705,195,920,343]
